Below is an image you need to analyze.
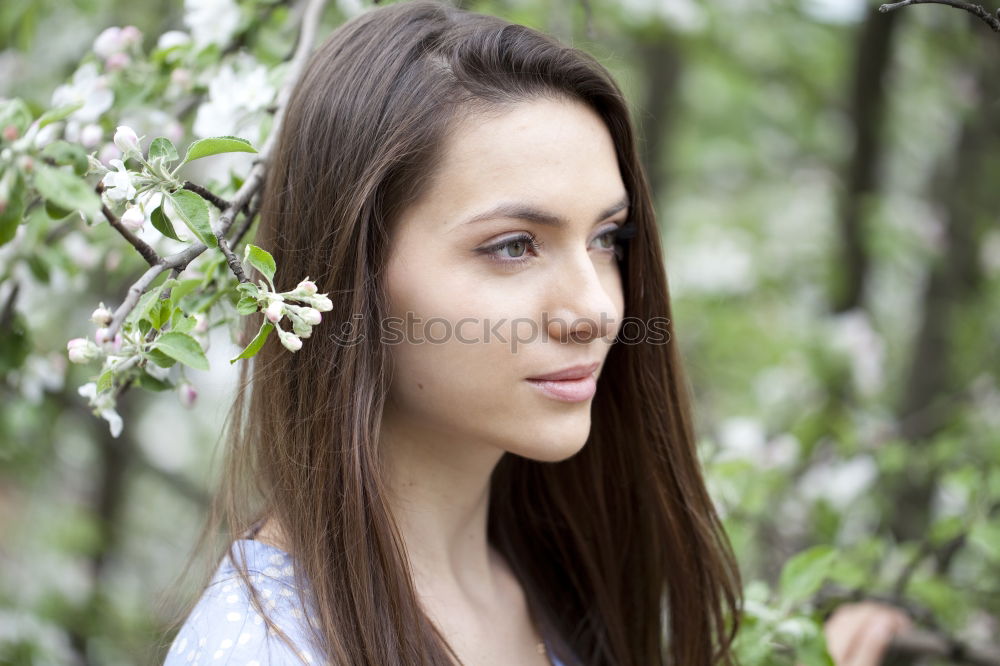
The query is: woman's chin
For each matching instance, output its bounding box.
[506,427,591,463]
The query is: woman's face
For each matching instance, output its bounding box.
[383,96,627,463]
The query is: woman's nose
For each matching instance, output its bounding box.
[543,253,620,344]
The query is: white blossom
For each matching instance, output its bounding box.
[193,56,276,140]
[50,62,113,124]
[184,0,241,51]
[796,455,879,510]
[100,159,136,202]
[157,30,192,51]
[77,381,123,438]
[829,309,885,396]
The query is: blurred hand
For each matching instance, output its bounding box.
[823,600,913,666]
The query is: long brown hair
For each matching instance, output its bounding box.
[155,1,742,664]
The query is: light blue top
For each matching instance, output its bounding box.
[163,537,568,665]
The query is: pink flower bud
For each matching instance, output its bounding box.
[178,382,198,408]
[80,124,103,149]
[277,327,302,352]
[67,338,95,364]
[94,328,123,352]
[264,300,284,323]
[16,156,33,173]
[120,25,142,48]
[98,143,121,166]
[307,295,333,312]
[113,126,140,157]
[105,52,132,72]
[2,125,18,142]
[120,206,145,231]
[193,313,208,334]
[170,68,192,89]
[93,27,124,59]
[299,307,321,326]
[91,304,112,326]
[296,279,317,296]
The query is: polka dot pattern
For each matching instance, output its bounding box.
[162,538,324,665]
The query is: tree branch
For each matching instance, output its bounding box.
[879,0,1000,31]
[182,181,231,211]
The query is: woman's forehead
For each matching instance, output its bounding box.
[408,98,625,231]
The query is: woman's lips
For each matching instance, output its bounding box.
[526,375,597,402]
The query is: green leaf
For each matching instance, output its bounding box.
[36,101,84,129]
[168,278,202,311]
[149,298,172,330]
[136,370,174,392]
[230,321,273,364]
[27,254,49,284]
[0,170,26,246]
[148,137,179,163]
[236,295,259,315]
[133,279,171,325]
[153,331,209,371]
[779,545,836,609]
[146,347,176,368]
[150,204,181,241]
[166,189,216,247]
[235,281,259,296]
[33,164,101,218]
[181,136,256,164]
[41,140,89,176]
[171,311,197,334]
[96,368,114,393]
[0,98,33,136]
[243,244,275,284]
[45,199,74,220]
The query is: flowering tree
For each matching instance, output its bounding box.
[2,0,334,438]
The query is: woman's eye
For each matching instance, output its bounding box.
[595,229,617,249]
[501,238,530,258]
[480,233,543,266]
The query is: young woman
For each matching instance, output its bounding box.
[158,2,909,665]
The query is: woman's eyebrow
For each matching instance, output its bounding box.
[458,192,630,229]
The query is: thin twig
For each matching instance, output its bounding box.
[102,0,330,341]
[96,185,161,267]
[216,230,248,283]
[182,181,231,211]
[879,0,1000,31]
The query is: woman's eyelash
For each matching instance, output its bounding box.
[612,220,637,261]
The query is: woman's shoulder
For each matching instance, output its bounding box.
[163,538,323,666]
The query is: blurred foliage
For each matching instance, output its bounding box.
[1,0,999,664]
